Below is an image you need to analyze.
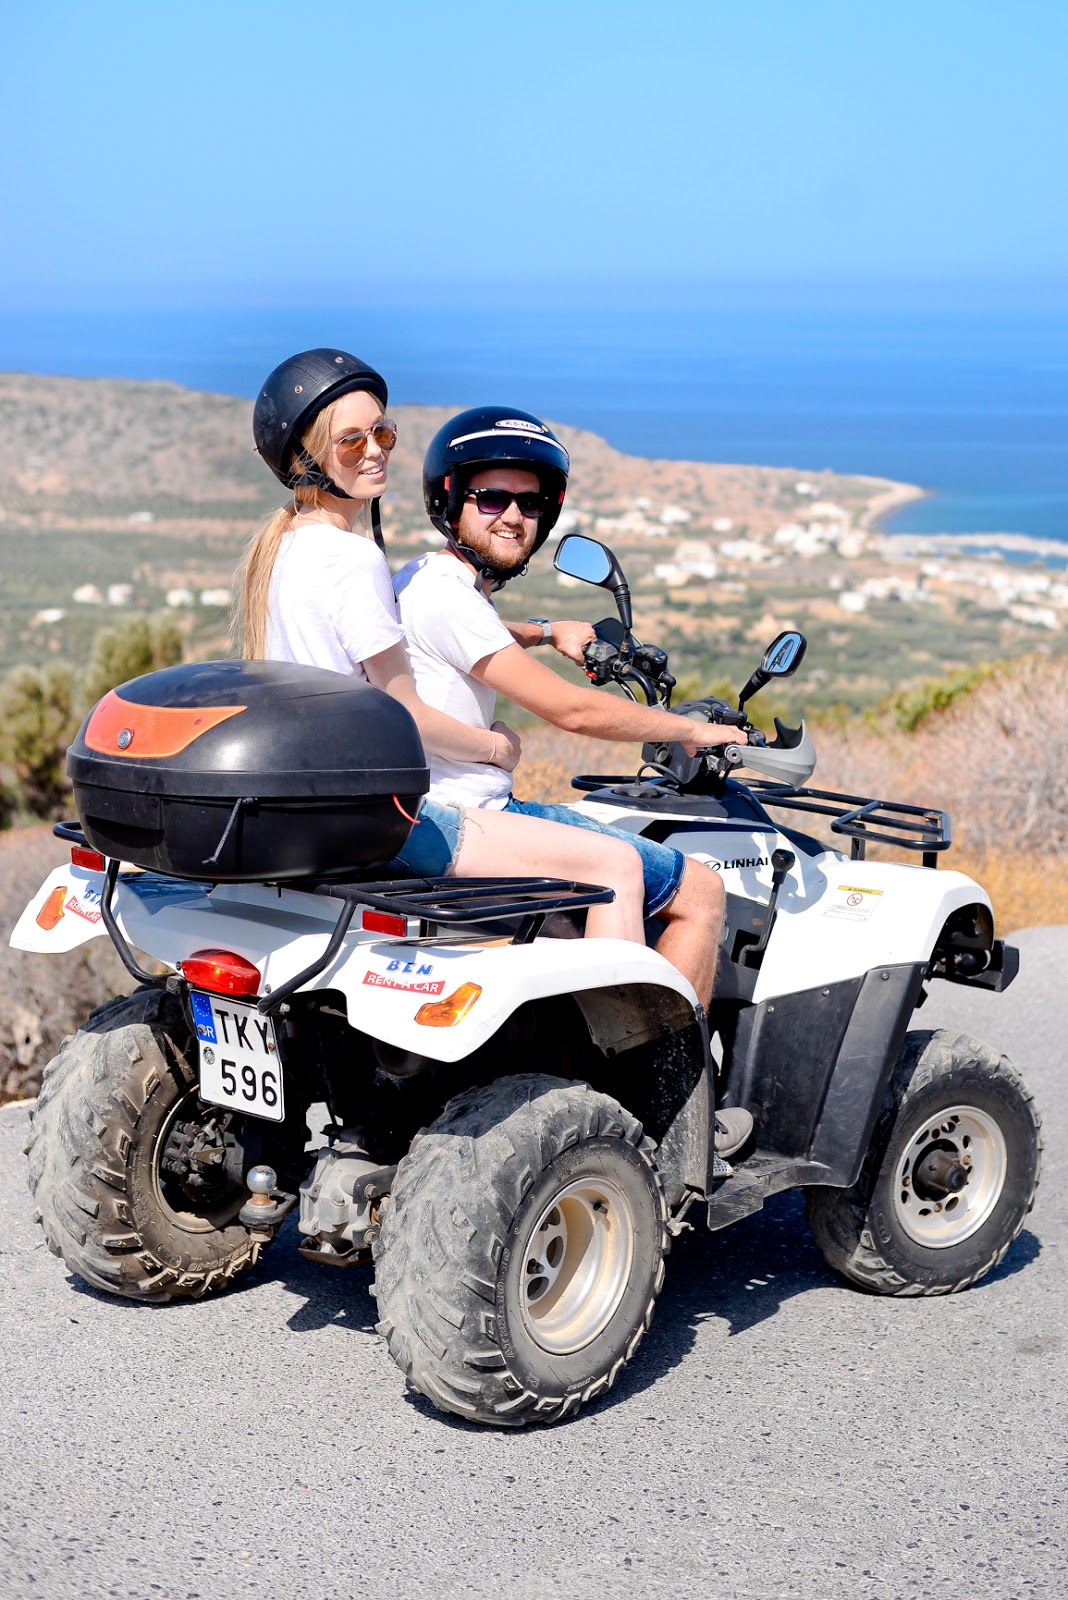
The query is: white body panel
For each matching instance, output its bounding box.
[570,795,991,1001]
[11,866,698,1062]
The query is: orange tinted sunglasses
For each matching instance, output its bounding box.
[334,419,398,467]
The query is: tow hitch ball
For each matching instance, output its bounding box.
[239,1164,290,1232]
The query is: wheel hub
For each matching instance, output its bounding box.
[153,1092,246,1229]
[891,1104,1007,1248]
[518,1177,634,1355]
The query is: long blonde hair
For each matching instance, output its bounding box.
[233,399,376,658]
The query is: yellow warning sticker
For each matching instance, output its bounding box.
[824,883,884,922]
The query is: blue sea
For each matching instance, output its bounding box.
[3,301,1067,542]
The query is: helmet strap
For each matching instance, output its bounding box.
[435,472,532,589]
[287,450,354,502]
[432,519,526,591]
[370,496,385,552]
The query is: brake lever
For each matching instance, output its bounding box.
[614,661,659,706]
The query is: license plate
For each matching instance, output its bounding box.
[190,991,284,1123]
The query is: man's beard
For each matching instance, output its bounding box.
[457,522,532,574]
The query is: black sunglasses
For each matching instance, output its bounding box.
[465,488,549,518]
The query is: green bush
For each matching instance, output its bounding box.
[81,614,183,708]
[0,663,79,818]
[0,614,186,826]
[878,661,998,734]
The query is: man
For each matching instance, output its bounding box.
[395,406,752,1157]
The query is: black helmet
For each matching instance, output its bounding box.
[253,348,388,498]
[422,406,570,584]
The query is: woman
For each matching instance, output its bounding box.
[235,347,646,944]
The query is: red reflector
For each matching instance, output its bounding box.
[71,846,105,871]
[181,948,261,998]
[362,909,408,937]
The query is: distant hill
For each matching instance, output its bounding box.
[0,373,908,529]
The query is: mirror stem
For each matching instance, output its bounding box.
[615,580,634,644]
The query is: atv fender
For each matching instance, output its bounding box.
[331,936,702,1064]
[753,863,992,1001]
[9,865,111,953]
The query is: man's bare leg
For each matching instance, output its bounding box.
[654,860,752,1157]
[653,859,724,1007]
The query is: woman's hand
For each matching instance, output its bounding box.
[488,719,522,772]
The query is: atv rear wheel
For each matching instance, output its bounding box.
[805,1029,1041,1296]
[26,986,269,1301]
[372,1074,669,1426]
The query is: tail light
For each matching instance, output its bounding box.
[180,948,261,998]
[415,982,482,1027]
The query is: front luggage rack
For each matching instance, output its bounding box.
[745,782,951,868]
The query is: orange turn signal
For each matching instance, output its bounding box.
[415,982,482,1027]
[36,884,68,931]
[180,948,261,998]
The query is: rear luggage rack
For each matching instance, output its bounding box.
[51,826,613,1011]
[745,783,951,868]
[267,876,615,1013]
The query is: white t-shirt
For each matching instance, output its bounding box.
[393,552,515,808]
[266,521,404,679]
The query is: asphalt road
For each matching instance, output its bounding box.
[1,927,1065,1600]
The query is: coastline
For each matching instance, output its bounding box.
[859,480,927,530]
[869,484,1068,567]
[879,528,1068,564]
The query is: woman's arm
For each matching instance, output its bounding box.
[363,643,521,771]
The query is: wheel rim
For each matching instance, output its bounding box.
[891,1103,1007,1248]
[152,1088,246,1235]
[518,1177,635,1354]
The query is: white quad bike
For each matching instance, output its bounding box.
[11,532,1041,1428]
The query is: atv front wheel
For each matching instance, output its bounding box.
[372,1074,669,1426]
[26,986,270,1301]
[806,1029,1041,1296]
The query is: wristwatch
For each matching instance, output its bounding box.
[528,617,553,645]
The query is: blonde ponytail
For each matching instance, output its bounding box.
[232,398,375,658]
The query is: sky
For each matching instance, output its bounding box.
[3,0,1067,310]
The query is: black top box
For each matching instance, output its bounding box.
[66,659,429,882]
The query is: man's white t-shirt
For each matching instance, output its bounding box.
[266,521,404,679]
[394,552,515,808]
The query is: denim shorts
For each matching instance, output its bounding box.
[505,798,686,916]
[392,796,466,877]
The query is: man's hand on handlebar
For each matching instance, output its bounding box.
[674,719,749,758]
[550,621,597,666]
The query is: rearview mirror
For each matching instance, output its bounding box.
[738,631,807,709]
[553,534,633,636]
[553,534,613,585]
[760,631,806,678]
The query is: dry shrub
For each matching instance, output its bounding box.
[949,850,1068,936]
[816,655,1068,857]
[0,825,130,1103]
[513,727,645,803]
[813,653,1068,929]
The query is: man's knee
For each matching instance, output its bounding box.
[661,860,724,929]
